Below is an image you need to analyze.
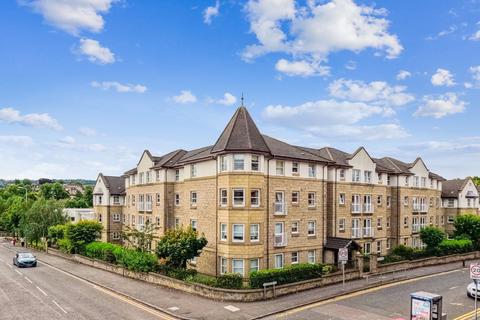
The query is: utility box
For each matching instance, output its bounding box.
[410,291,445,320]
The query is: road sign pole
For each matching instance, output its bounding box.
[476,279,478,320]
[342,262,345,288]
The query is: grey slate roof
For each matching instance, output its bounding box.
[151,149,187,169]
[177,145,214,164]
[211,106,270,154]
[101,174,125,195]
[264,136,332,163]
[324,237,361,250]
[442,178,468,198]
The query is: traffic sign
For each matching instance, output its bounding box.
[338,248,348,262]
[470,264,480,280]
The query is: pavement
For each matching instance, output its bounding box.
[1,238,480,320]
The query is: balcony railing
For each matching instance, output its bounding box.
[273,234,287,247]
[138,202,145,211]
[362,228,373,238]
[274,202,286,215]
[363,203,374,213]
[412,224,420,233]
[352,229,361,239]
[145,202,152,212]
[351,203,362,213]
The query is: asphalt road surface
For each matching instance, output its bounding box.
[0,244,175,320]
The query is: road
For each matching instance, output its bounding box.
[0,244,175,320]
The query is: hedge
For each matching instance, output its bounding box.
[85,242,122,263]
[438,239,473,255]
[215,273,243,289]
[249,263,334,289]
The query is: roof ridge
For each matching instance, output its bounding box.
[325,147,334,161]
[385,157,402,172]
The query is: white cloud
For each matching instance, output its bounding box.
[0,107,62,130]
[0,135,34,146]
[203,1,220,24]
[466,66,480,88]
[414,93,466,118]
[91,81,147,93]
[431,68,455,87]
[469,22,480,41]
[243,0,402,76]
[172,90,197,104]
[55,135,106,152]
[79,127,97,137]
[275,59,329,77]
[426,25,458,40]
[396,70,411,80]
[216,93,237,106]
[344,60,357,71]
[465,82,473,89]
[23,0,118,35]
[263,99,408,140]
[328,79,415,108]
[78,38,115,64]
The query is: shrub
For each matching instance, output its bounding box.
[420,226,445,249]
[48,224,66,246]
[249,263,330,289]
[113,248,158,273]
[85,242,121,264]
[157,265,198,280]
[391,245,415,260]
[185,273,217,287]
[215,273,243,289]
[454,215,480,245]
[58,238,73,253]
[438,239,473,255]
[65,221,103,254]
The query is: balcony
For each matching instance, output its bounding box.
[138,202,145,211]
[363,203,374,213]
[274,202,286,215]
[145,202,152,212]
[362,228,374,238]
[273,234,287,247]
[412,204,428,213]
[412,224,420,233]
[351,203,362,214]
[352,229,361,239]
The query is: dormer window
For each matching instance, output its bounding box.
[308,164,316,178]
[352,169,361,182]
[339,169,345,181]
[405,177,409,186]
[364,171,372,183]
[276,161,285,175]
[191,164,197,178]
[421,177,426,187]
[146,171,150,183]
[292,162,299,174]
[221,156,228,171]
[233,154,244,171]
[251,155,259,171]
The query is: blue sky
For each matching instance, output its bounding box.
[0,0,479,179]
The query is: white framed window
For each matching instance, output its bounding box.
[386,196,391,208]
[139,172,144,184]
[364,170,372,183]
[377,217,382,229]
[291,252,299,264]
[447,216,455,224]
[339,193,345,205]
[251,155,259,171]
[290,191,299,204]
[377,195,382,206]
[113,196,120,205]
[414,176,419,187]
[387,175,391,185]
[364,242,371,254]
[441,216,445,225]
[405,176,409,186]
[351,194,361,213]
[175,169,180,181]
[190,164,197,178]
[274,222,285,247]
[232,224,245,242]
[274,191,286,214]
[363,195,373,213]
[190,191,197,206]
[292,162,299,174]
[404,196,409,206]
[250,189,260,207]
[352,218,360,238]
[219,189,228,207]
[386,239,391,250]
[250,258,259,273]
[220,223,227,241]
[190,219,197,231]
[377,173,383,184]
[250,224,260,242]
[220,257,227,274]
[307,250,315,264]
[175,218,180,228]
[307,221,316,236]
[233,189,245,207]
[156,216,160,226]
[307,192,316,207]
[352,169,361,182]
[113,213,120,222]
[232,259,244,276]
[404,216,409,228]
[274,253,284,269]
[233,154,244,170]
[421,177,426,187]
[175,193,180,206]
[363,218,372,237]
[339,169,345,180]
[112,232,120,240]
[276,160,285,175]
[155,170,160,181]
[146,171,150,183]
[156,193,161,205]
[131,215,135,225]
[338,218,345,231]
[308,164,316,178]
[291,221,299,234]
[221,156,228,171]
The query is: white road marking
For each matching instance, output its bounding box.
[167,307,179,311]
[24,276,33,284]
[224,305,240,312]
[52,300,68,314]
[36,286,48,296]
[15,269,22,275]
[450,302,464,306]
[450,286,459,290]
[7,264,12,268]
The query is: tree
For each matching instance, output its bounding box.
[155,227,207,268]
[473,176,480,186]
[48,224,67,246]
[65,221,103,254]
[122,221,158,252]
[454,214,480,245]
[83,185,93,207]
[39,182,69,200]
[420,226,445,249]
[0,196,29,236]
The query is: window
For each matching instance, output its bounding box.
[386,196,391,208]
[175,169,180,181]
[291,191,299,204]
[250,259,259,273]
[233,154,244,170]
[113,213,120,222]
[98,195,103,205]
[274,222,285,247]
[364,242,371,254]
[291,252,299,264]
[113,196,120,205]
[190,219,197,231]
[156,193,161,205]
[307,250,315,264]
[156,170,160,181]
[377,195,382,206]
[220,189,228,207]
[145,194,153,212]
[220,223,227,241]
[190,191,197,206]
[232,259,244,276]
[377,217,382,229]
[386,239,391,250]
[131,215,135,225]
[414,176,419,187]
[251,155,259,171]
[250,189,260,207]
[221,156,228,171]
[339,169,346,181]
[307,221,316,236]
[376,241,381,254]
[447,216,454,224]
[232,224,245,242]
[220,257,227,274]
[275,160,285,175]
[250,224,260,242]
[339,193,346,205]
[175,218,180,228]
[363,195,373,213]
[404,216,409,228]
[139,173,144,184]
[307,192,316,207]
[112,232,120,240]
[352,219,360,238]
[421,177,426,187]
[292,162,299,174]
[403,238,408,246]
[377,173,382,184]
[352,169,361,182]
[274,254,284,269]
[156,216,160,226]
[291,221,299,234]
[351,194,361,213]
[338,218,345,231]
[190,164,197,178]
[274,191,285,214]
[363,219,372,237]
[447,199,454,208]
[146,171,150,183]
[175,193,180,206]
[98,213,102,222]
[308,164,316,178]
[404,196,409,206]
[233,189,245,207]
[441,216,445,225]
[412,216,420,232]
[364,171,372,183]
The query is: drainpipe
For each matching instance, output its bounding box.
[266,157,270,269]
[334,167,337,237]
[396,175,400,247]
[215,157,219,277]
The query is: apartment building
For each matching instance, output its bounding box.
[93,174,124,243]
[93,105,454,276]
[442,177,480,234]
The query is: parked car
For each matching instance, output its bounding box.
[467,282,480,298]
[13,252,37,268]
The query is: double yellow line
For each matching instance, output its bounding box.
[454,308,480,320]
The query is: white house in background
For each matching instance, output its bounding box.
[64,208,95,223]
